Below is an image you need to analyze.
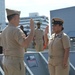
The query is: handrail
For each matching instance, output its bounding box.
[39,52,48,64]
[24,61,34,75]
[70,62,75,71]
[0,66,4,75]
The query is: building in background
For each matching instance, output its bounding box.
[19,13,49,35]
[0,0,6,32]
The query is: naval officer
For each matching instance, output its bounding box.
[44,18,71,75]
[1,8,34,75]
[33,22,44,52]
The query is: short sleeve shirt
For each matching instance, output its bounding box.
[34,29,44,41]
[48,31,70,56]
[1,24,26,57]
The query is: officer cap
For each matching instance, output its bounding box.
[52,18,64,26]
[6,8,20,16]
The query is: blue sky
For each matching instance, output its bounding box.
[5,0,75,18]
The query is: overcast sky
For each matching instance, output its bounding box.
[5,0,75,18]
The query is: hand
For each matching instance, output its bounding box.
[43,44,47,50]
[63,61,68,69]
[45,25,49,34]
[30,19,34,31]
